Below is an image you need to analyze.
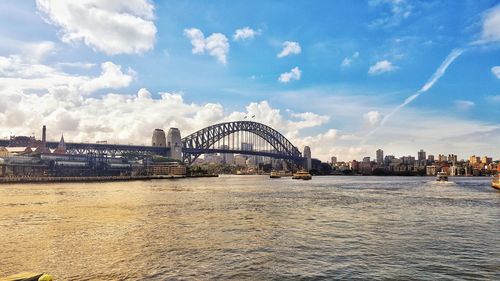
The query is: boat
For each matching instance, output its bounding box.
[292,170,312,180]
[492,166,500,190]
[270,170,281,178]
[436,171,448,182]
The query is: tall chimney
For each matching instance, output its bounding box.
[42,125,46,144]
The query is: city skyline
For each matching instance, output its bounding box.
[0,1,499,161]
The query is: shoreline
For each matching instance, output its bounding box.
[0,175,185,184]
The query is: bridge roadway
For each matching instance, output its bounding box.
[0,139,169,156]
[0,140,303,161]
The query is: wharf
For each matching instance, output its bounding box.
[0,175,185,184]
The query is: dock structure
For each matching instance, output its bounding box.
[0,175,185,184]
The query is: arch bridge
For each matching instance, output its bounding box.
[182,121,303,165]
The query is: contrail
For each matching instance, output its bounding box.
[364,48,465,141]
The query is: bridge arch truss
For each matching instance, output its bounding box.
[182,121,302,165]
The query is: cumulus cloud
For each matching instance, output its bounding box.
[492,66,500,79]
[184,28,229,64]
[0,54,134,95]
[277,41,301,58]
[278,66,301,83]
[36,0,157,55]
[368,60,397,75]
[79,62,135,94]
[454,100,475,110]
[233,27,260,41]
[479,4,500,44]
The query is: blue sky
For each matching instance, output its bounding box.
[0,1,499,161]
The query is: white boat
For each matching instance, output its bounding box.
[436,171,448,182]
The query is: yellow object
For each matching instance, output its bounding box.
[0,272,52,281]
[38,274,53,281]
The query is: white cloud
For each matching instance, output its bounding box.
[36,0,157,55]
[368,60,397,75]
[233,27,260,41]
[277,41,301,58]
[278,66,301,83]
[0,54,133,95]
[341,58,352,67]
[341,51,360,68]
[479,4,500,43]
[79,62,135,94]
[57,62,96,69]
[369,0,413,28]
[184,28,229,64]
[492,66,500,79]
[454,100,475,110]
[363,111,383,127]
[184,28,205,54]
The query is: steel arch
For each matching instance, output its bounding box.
[182,121,302,164]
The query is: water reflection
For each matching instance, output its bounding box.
[0,176,499,280]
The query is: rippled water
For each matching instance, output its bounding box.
[0,176,499,280]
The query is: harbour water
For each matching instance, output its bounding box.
[0,176,499,280]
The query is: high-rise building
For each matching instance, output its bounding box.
[427,154,435,163]
[481,156,492,164]
[376,149,384,165]
[167,128,182,160]
[418,149,426,161]
[438,154,448,162]
[220,145,234,164]
[303,146,312,170]
[331,156,337,165]
[152,129,166,147]
[469,155,480,164]
[362,156,370,163]
[448,154,458,163]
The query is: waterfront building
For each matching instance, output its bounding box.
[401,156,415,165]
[53,135,67,155]
[152,129,166,147]
[448,154,458,164]
[438,154,448,162]
[362,156,370,163]
[0,147,9,157]
[167,128,182,160]
[384,155,395,166]
[204,153,222,164]
[427,154,435,164]
[234,155,247,166]
[426,165,438,176]
[331,156,337,165]
[469,155,480,164]
[376,149,384,165]
[482,156,492,164]
[220,145,234,164]
[418,149,426,161]
[417,149,426,166]
[149,162,186,176]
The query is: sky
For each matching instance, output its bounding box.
[0,0,499,161]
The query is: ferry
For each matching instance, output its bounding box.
[492,166,500,190]
[292,170,312,180]
[436,171,448,182]
[270,170,281,178]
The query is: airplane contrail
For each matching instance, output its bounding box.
[364,48,465,142]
